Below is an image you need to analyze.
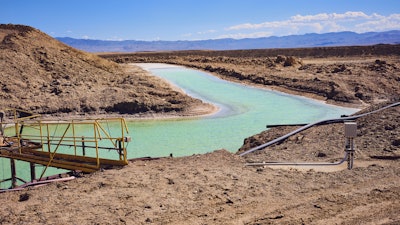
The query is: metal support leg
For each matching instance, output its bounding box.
[81,136,86,156]
[30,162,36,182]
[345,137,354,169]
[10,158,17,188]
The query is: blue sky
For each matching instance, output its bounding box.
[1,0,399,41]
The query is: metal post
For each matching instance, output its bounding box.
[10,159,17,188]
[118,140,122,156]
[344,122,357,170]
[30,162,36,182]
[346,137,355,169]
[81,136,86,156]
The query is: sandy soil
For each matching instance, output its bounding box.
[0,25,399,225]
[104,48,400,109]
[0,24,213,117]
[1,148,399,225]
[1,74,399,225]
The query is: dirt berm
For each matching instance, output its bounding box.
[102,44,400,107]
[0,24,399,224]
[0,24,213,118]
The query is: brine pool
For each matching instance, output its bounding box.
[0,63,359,188]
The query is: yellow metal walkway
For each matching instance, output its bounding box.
[0,109,131,179]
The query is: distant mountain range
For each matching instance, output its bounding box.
[57,30,400,53]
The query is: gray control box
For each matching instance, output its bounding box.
[344,122,357,138]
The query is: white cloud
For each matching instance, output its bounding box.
[218,31,274,39]
[355,13,400,32]
[291,13,330,22]
[289,11,369,22]
[223,11,400,39]
[331,11,369,20]
[227,21,289,30]
[388,13,400,21]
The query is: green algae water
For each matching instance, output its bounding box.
[0,63,359,188]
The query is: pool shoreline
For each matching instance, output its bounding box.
[40,63,361,122]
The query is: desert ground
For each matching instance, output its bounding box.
[0,24,399,224]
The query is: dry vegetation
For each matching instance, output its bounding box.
[0,24,399,224]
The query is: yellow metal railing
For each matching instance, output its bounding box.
[0,109,131,176]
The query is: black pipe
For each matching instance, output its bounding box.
[240,102,400,156]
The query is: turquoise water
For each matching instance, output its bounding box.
[127,64,358,158]
[0,63,358,188]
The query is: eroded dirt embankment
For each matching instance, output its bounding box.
[101,45,400,108]
[0,24,212,118]
[1,24,400,225]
